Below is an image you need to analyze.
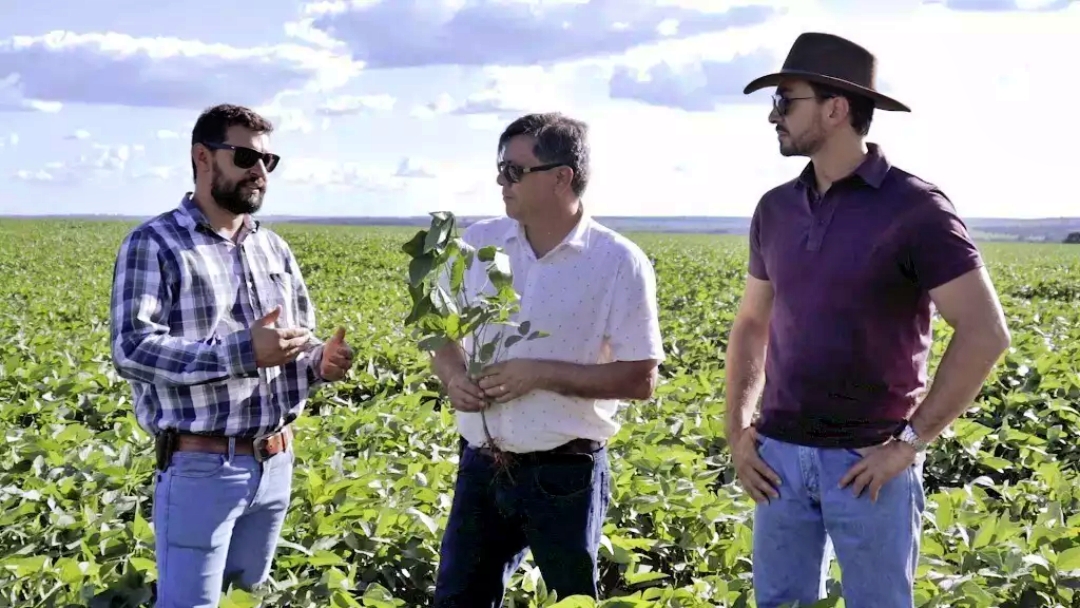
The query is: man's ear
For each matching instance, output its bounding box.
[192,143,210,175]
[557,166,575,195]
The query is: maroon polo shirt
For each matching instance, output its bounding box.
[749,143,984,448]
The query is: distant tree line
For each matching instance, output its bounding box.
[1066,232,1080,244]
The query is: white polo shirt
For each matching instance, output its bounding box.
[451,213,665,453]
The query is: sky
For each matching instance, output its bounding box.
[0,0,1076,220]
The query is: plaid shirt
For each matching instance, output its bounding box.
[109,193,327,438]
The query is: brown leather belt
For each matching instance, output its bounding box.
[175,426,292,462]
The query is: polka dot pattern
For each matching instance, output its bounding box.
[452,215,665,453]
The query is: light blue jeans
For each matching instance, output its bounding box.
[752,434,926,608]
[152,443,294,608]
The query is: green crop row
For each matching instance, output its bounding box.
[0,219,1078,607]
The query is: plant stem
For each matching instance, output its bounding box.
[469,325,513,479]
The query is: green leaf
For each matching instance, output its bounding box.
[480,339,497,362]
[450,252,467,292]
[400,230,427,257]
[219,589,259,608]
[1057,546,1080,571]
[418,335,449,352]
[408,254,435,287]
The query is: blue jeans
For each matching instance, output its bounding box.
[152,444,294,608]
[752,434,926,608]
[433,441,611,607]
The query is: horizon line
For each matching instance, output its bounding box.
[2,213,1079,222]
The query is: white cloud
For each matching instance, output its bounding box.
[65,129,91,140]
[11,143,147,184]
[254,91,321,134]
[317,94,397,116]
[0,74,62,113]
[303,0,783,68]
[132,165,180,181]
[395,157,439,178]
[156,130,179,140]
[412,64,594,123]
[0,30,363,110]
[609,49,776,111]
[279,155,480,204]
[281,157,408,190]
[573,0,1080,219]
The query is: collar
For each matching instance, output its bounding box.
[795,142,891,192]
[502,211,591,253]
[176,192,259,237]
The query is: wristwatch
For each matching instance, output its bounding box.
[893,421,929,452]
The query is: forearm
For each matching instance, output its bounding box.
[112,328,257,386]
[432,341,469,385]
[535,360,657,401]
[303,342,327,388]
[724,319,769,445]
[909,325,1010,443]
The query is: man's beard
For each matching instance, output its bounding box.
[211,166,265,215]
[779,119,826,158]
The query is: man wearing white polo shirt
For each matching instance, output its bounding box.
[430,112,665,607]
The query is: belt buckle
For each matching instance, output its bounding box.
[252,432,276,462]
[252,428,289,462]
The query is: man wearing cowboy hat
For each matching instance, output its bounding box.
[723,32,1010,607]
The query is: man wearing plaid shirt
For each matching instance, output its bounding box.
[109,104,354,607]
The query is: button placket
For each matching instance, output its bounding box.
[805,194,841,252]
[237,241,276,419]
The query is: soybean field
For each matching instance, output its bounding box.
[0,218,1078,608]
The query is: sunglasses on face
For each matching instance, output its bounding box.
[771,93,815,116]
[497,160,565,184]
[201,141,280,173]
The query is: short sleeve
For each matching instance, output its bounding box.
[905,191,985,291]
[748,199,769,281]
[604,248,665,362]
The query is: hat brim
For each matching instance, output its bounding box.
[743,70,910,112]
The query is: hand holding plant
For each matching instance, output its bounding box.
[401,211,547,469]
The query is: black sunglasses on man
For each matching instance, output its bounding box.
[201,141,281,173]
[497,160,565,184]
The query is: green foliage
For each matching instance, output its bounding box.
[400,211,546,374]
[0,220,1078,607]
[400,211,547,454]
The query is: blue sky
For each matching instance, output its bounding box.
[0,0,1076,219]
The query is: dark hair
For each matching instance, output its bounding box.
[189,104,274,182]
[809,82,874,136]
[498,112,590,197]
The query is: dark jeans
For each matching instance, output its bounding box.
[433,439,611,607]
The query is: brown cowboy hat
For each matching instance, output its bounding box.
[743,32,910,112]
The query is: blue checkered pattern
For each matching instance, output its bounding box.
[109,193,327,438]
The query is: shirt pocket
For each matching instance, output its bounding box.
[258,270,295,327]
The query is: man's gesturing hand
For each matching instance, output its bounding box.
[319,327,354,382]
[732,426,782,504]
[251,306,311,368]
[447,370,487,412]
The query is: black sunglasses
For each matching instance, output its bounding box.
[201,141,280,173]
[497,160,565,184]
[771,92,839,116]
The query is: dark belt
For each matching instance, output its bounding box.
[465,436,604,464]
[156,426,293,470]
